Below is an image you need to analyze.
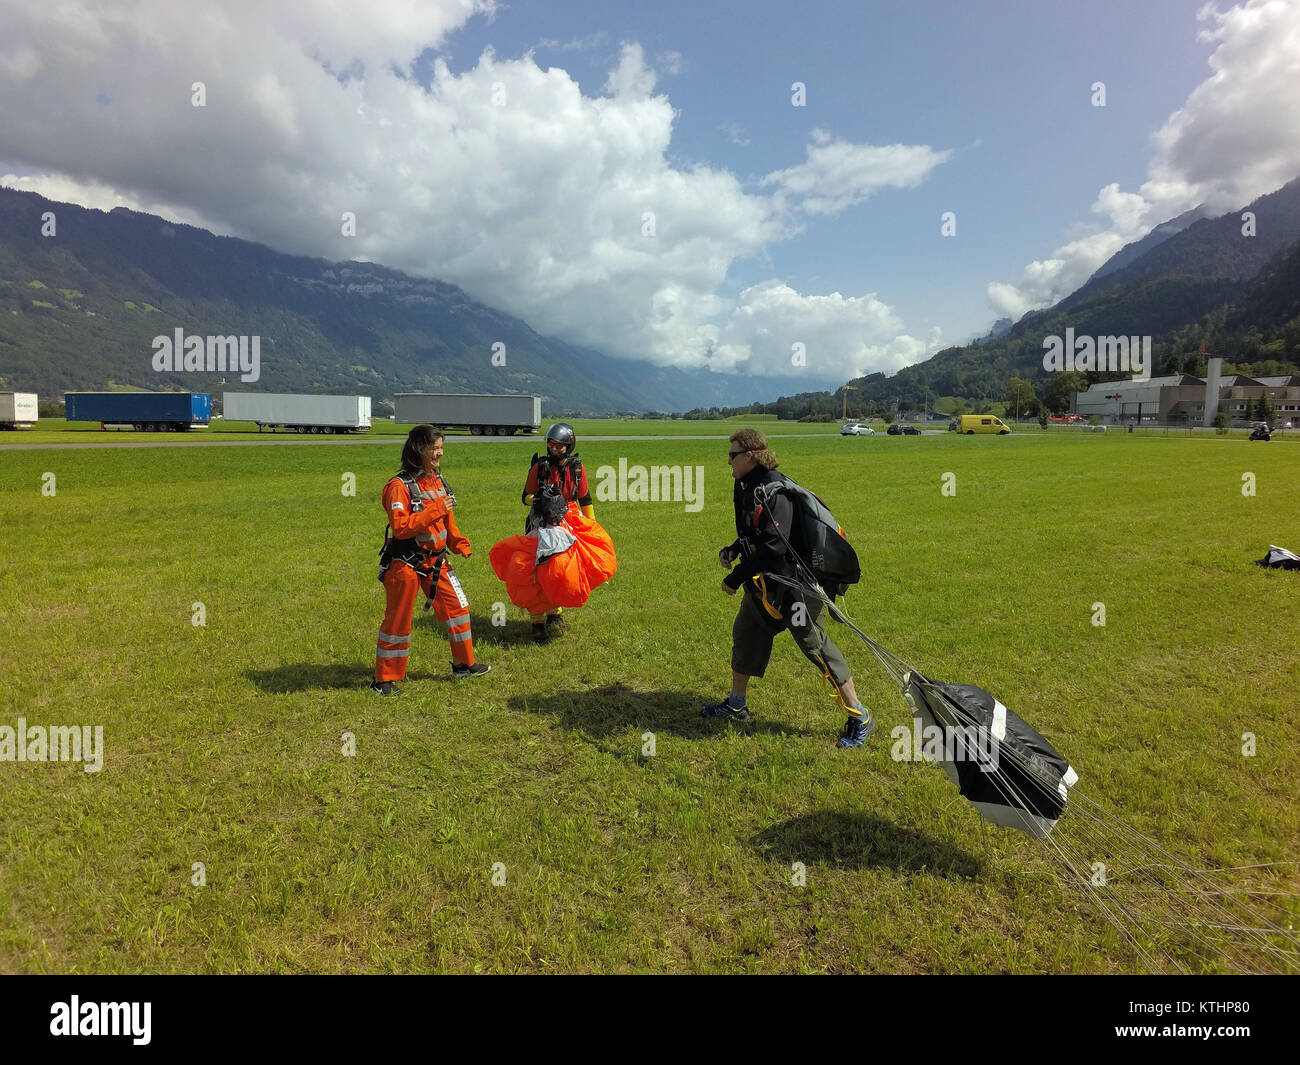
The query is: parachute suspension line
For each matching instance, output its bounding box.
[760,492,1300,974]
[893,673,1299,973]
[762,571,910,688]
[1048,794,1300,974]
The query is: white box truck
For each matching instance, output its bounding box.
[394,393,542,435]
[0,392,39,429]
[223,393,372,434]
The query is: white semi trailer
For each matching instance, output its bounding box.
[223,392,372,434]
[394,393,542,435]
[0,392,39,429]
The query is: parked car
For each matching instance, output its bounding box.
[887,423,921,435]
[840,422,875,436]
[947,419,958,432]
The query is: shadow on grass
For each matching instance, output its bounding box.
[506,682,819,741]
[246,660,471,692]
[245,662,374,693]
[752,810,981,877]
[416,613,538,649]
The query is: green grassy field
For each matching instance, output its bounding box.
[12,414,1293,448]
[1,428,1297,973]
[6,414,847,446]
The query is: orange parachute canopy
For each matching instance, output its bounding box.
[489,503,617,614]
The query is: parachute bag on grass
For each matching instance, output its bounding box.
[757,474,861,597]
[903,671,1078,839]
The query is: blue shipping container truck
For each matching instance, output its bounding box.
[65,392,212,431]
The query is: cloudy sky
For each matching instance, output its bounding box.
[2,0,1299,384]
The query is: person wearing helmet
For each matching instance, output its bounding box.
[521,422,595,641]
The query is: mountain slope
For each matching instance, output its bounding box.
[1060,178,1300,309]
[1086,203,1215,283]
[0,189,838,411]
[823,178,1300,408]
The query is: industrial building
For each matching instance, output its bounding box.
[1075,358,1300,427]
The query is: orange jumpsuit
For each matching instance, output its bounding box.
[375,472,475,681]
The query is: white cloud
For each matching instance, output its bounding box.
[656,50,684,76]
[602,42,658,98]
[0,0,940,379]
[988,0,1300,319]
[762,128,953,216]
[719,121,751,146]
[535,32,608,54]
[703,281,943,380]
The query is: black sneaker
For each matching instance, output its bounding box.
[700,696,750,721]
[451,662,491,678]
[531,622,548,643]
[369,680,397,696]
[546,612,566,633]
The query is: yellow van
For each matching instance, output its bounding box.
[958,415,1011,435]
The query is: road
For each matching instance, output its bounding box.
[0,432,865,451]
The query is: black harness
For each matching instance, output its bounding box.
[377,473,450,593]
[523,452,583,504]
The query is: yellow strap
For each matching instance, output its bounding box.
[753,575,784,619]
[812,654,855,712]
[581,504,595,519]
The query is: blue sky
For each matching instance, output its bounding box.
[437,0,1215,341]
[2,0,1297,387]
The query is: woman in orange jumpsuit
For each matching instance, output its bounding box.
[372,425,489,694]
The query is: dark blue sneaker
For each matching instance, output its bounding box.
[701,696,750,721]
[837,711,875,748]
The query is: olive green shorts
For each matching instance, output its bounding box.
[730,579,852,685]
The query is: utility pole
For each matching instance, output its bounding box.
[841,385,857,421]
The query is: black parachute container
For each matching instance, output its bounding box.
[902,670,1077,839]
[756,475,860,595]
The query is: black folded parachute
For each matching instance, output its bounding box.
[902,671,1078,839]
[1256,545,1300,570]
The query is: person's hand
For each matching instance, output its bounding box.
[718,548,733,569]
[722,580,737,596]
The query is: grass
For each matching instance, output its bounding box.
[4,416,845,446]
[0,428,1297,973]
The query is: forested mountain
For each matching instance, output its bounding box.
[0,189,838,413]
[1060,177,1300,310]
[1084,203,1215,285]
[749,178,1300,419]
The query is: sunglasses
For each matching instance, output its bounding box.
[728,449,749,459]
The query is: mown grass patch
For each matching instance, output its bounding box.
[1,429,1296,972]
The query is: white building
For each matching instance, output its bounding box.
[1075,358,1300,427]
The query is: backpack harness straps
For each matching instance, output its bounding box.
[378,473,449,595]
[527,452,582,503]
